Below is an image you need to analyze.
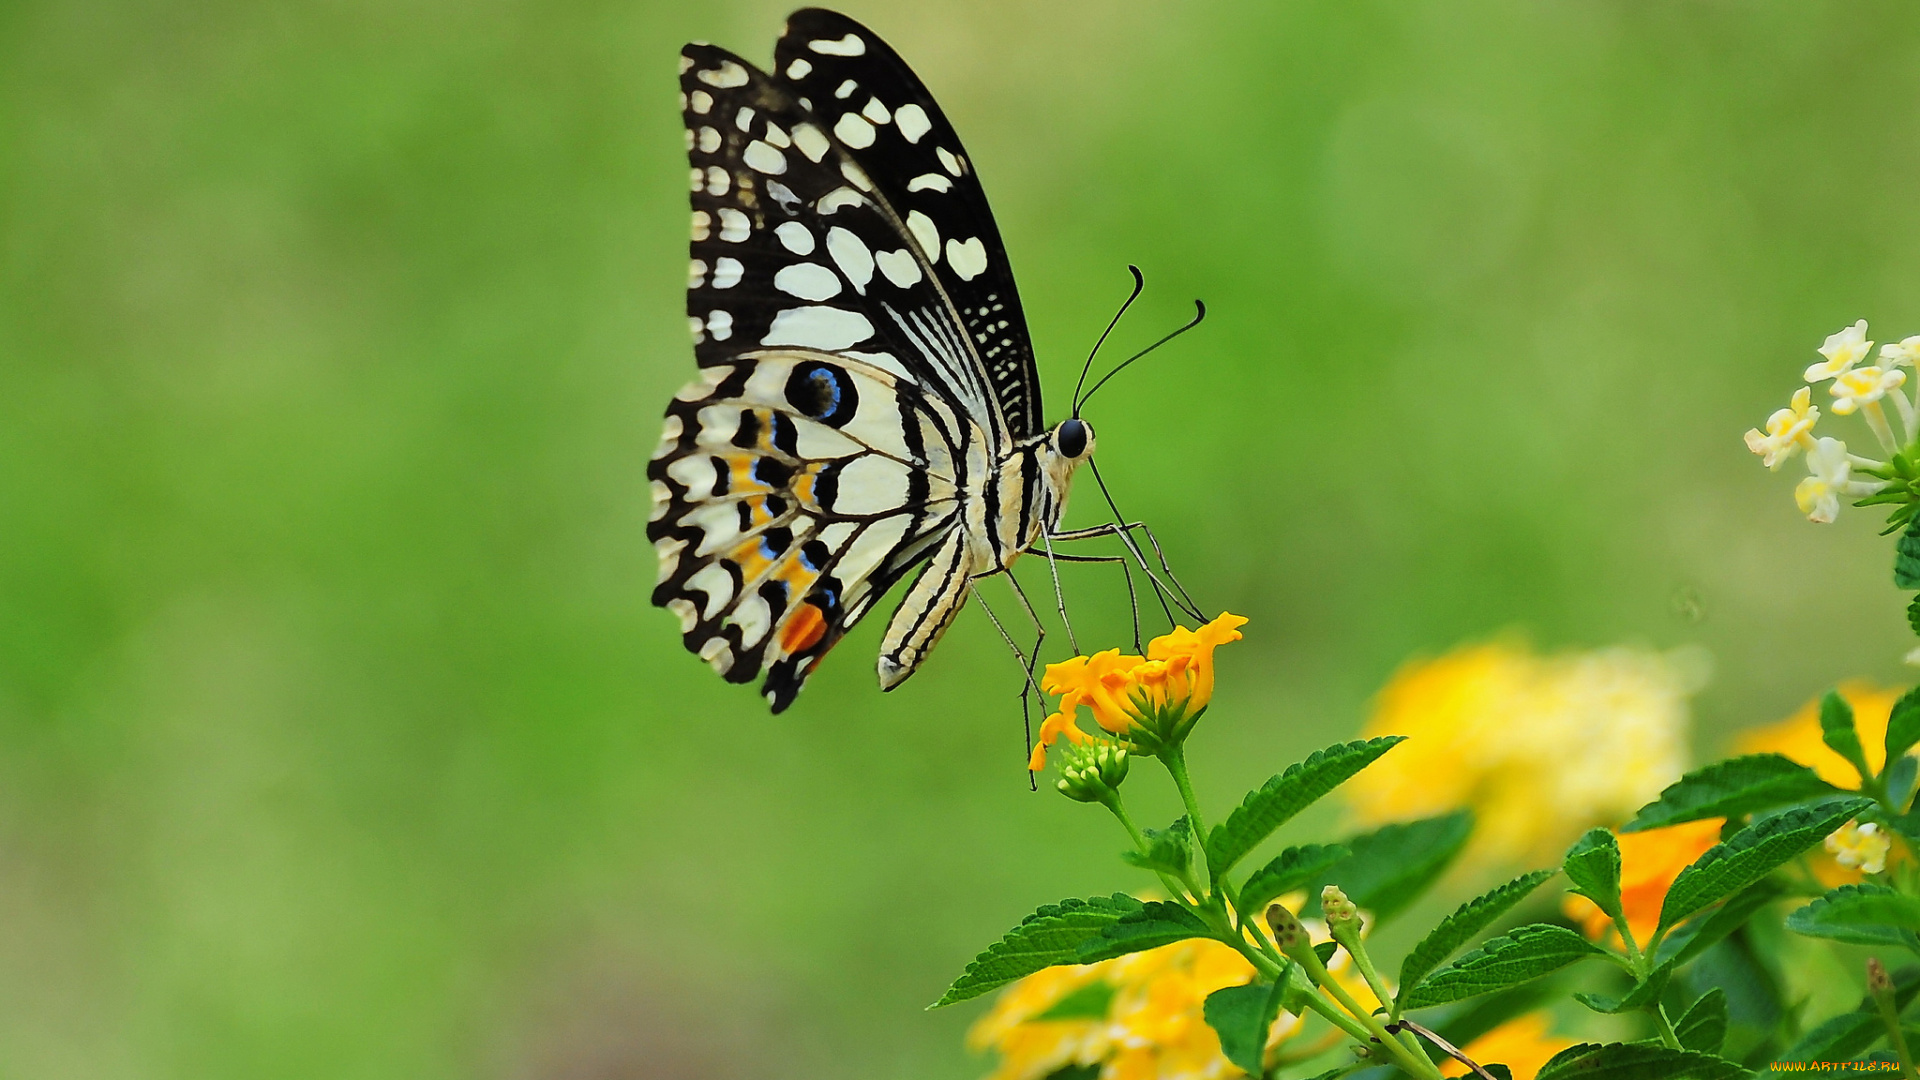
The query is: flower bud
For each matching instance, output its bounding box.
[1869,956,1892,994]
[1321,886,1360,929]
[1055,739,1130,804]
[1265,902,1306,950]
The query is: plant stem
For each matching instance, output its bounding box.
[1161,744,1212,884]
[1649,1003,1682,1051]
[1103,795,1190,902]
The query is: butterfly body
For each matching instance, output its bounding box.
[650,9,1093,711]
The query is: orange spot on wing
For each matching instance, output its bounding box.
[781,603,827,653]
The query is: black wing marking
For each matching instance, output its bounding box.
[680,41,1009,446]
[772,9,1044,439]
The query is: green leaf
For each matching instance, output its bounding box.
[1396,869,1556,1007]
[1898,516,1920,588]
[1041,1067,1099,1080]
[1236,843,1349,919]
[1819,690,1873,784]
[1909,593,1920,637]
[1620,754,1837,833]
[1032,981,1116,1021]
[1892,753,1919,809]
[1203,737,1404,877]
[1887,685,1920,771]
[1313,940,1338,965]
[1573,966,1668,1015]
[1656,796,1872,935]
[1077,900,1214,963]
[1534,1042,1743,1079]
[1322,810,1475,924]
[931,894,1144,1007]
[1652,879,1784,970]
[1778,964,1920,1063]
[1202,980,1284,1076]
[1121,816,1192,878]
[1786,883,1920,947]
[1562,828,1622,920]
[1399,924,1604,1010]
[1673,988,1728,1055]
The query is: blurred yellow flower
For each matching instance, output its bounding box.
[1564,818,1723,946]
[1440,1012,1576,1080]
[1031,614,1248,769]
[1735,681,1903,786]
[1345,639,1700,862]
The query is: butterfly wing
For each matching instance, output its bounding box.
[655,20,1033,710]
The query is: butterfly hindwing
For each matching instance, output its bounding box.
[773,9,1044,439]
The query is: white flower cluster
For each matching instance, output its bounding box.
[1745,320,1909,522]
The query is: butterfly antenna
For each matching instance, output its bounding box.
[1086,458,1206,624]
[1071,265,1146,418]
[1076,300,1206,413]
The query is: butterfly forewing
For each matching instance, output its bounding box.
[774,9,1044,439]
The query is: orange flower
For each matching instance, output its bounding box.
[1441,1012,1576,1080]
[1563,818,1723,946]
[1735,681,1902,787]
[1031,615,1248,768]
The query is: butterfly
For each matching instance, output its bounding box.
[650,9,1192,713]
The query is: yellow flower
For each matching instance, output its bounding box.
[1441,1012,1577,1080]
[1826,820,1890,875]
[1563,818,1723,947]
[1743,386,1819,470]
[1345,639,1698,862]
[1032,614,1248,768]
[1828,365,1907,415]
[1805,319,1874,383]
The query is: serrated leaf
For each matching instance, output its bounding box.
[1620,754,1837,833]
[1121,816,1192,878]
[1237,843,1349,919]
[1399,924,1603,1010]
[1652,878,1785,970]
[931,894,1144,1007]
[1535,1042,1743,1079]
[1888,685,1920,771]
[1778,965,1920,1063]
[1786,883,1920,947]
[1673,988,1727,1055]
[1202,980,1284,1076]
[1397,869,1556,1007]
[1321,810,1475,924]
[1656,796,1872,935]
[1076,900,1214,963]
[1819,690,1873,784]
[1562,828,1622,920]
[1898,517,1920,588]
[1203,737,1404,877]
[1909,593,1920,637]
[1573,966,1668,1015]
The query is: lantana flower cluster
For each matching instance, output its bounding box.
[1744,320,1920,523]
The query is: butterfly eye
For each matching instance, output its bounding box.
[1056,418,1091,459]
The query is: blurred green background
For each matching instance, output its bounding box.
[4,0,1920,1076]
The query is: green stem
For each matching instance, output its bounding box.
[1288,937,1441,1079]
[1161,744,1212,885]
[1649,1003,1682,1051]
[1103,795,1191,902]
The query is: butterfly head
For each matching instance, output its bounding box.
[1050,418,1096,462]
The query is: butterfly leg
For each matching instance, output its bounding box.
[967,577,1050,782]
[1030,550,1143,653]
[1046,520,1204,624]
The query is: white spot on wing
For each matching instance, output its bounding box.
[735,106,755,132]
[706,166,729,195]
[697,61,749,88]
[905,211,940,262]
[690,90,712,114]
[809,33,865,56]
[907,173,952,193]
[936,146,963,175]
[876,249,922,288]
[785,57,812,79]
[829,456,912,515]
[774,262,843,301]
[762,307,874,350]
[696,126,721,153]
[816,187,863,214]
[775,221,815,255]
[706,309,734,340]
[732,594,772,649]
[793,123,830,163]
[717,208,750,243]
[861,97,890,124]
[895,103,932,143]
[691,210,711,241]
[763,123,790,149]
[711,257,743,289]
[687,315,705,344]
[840,161,873,191]
[689,258,707,288]
[946,237,988,281]
[826,227,874,292]
[833,112,876,149]
[744,140,787,175]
